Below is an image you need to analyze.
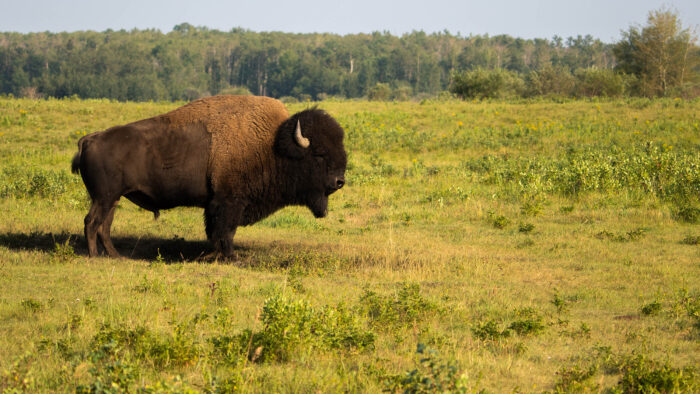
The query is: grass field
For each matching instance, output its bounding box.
[0,96,698,393]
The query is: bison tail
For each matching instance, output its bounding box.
[71,138,86,175]
[71,152,81,175]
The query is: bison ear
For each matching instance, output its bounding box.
[275,117,309,159]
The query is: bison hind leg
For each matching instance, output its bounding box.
[85,198,121,258]
[97,201,121,258]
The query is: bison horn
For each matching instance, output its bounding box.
[294,120,310,148]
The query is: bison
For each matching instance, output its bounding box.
[71,95,347,259]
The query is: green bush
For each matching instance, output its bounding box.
[574,68,632,97]
[450,68,524,99]
[20,298,43,313]
[392,83,413,101]
[0,166,79,198]
[681,235,699,245]
[518,222,535,233]
[554,364,599,392]
[90,322,202,368]
[233,294,374,363]
[525,66,575,97]
[385,344,466,393]
[50,239,77,264]
[368,83,393,101]
[359,283,437,328]
[641,300,662,316]
[674,206,699,223]
[618,354,698,393]
[472,320,511,340]
[508,317,545,336]
[76,359,139,394]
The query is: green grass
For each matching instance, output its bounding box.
[0,96,699,392]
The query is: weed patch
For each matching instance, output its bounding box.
[508,316,546,336]
[559,322,592,339]
[673,206,699,224]
[617,353,698,393]
[553,347,699,393]
[358,283,437,328]
[133,274,165,295]
[641,300,662,316]
[0,166,79,199]
[554,364,599,392]
[680,235,699,245]
[595,227,648,242]
[518,222,535,233]
[384,344,467,393]
[472,320,512,340]
[489,213,511,229]
[50,238,77,263]
[76,359,138,394]
[215,294,375,363]
[520,199,544,216]
[472,312,546,341]
[90,320,202,368]
[20,298,43,313]
[552,292,573,314]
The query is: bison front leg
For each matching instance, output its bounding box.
[204,199,244,259]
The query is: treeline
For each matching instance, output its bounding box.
[0,25,615,101]
[448,9,700,100]
[0,9,697,102]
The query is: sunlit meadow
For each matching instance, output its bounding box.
[0,96,698,392]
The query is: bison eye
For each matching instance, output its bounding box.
[314,155,330,169]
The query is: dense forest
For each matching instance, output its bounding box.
[0,24,617,101]
[1,11,698,101]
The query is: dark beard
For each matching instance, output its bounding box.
[307,194,329,218]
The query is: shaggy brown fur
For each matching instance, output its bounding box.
[161,95,289,196]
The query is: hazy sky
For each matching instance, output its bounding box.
[2,0,699,42]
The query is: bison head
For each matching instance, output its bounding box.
[275,108,347,218]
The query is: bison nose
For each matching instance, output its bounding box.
[336,177,345,189]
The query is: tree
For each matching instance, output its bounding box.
[614,8,699,97]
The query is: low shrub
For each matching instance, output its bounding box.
[574,68,632,97]
[385,343,466,393]
[472,320,511,340]
[218,294,375,363]
[358,283,437,328]
[641,300,662,316]
[0,166,79,198]
[525,66,575,98]
[450,68,524,99]
[618,354,698,393]
[554,364,599,392]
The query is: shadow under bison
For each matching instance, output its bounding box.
[0,231,329,268]
[0,231,216,263]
